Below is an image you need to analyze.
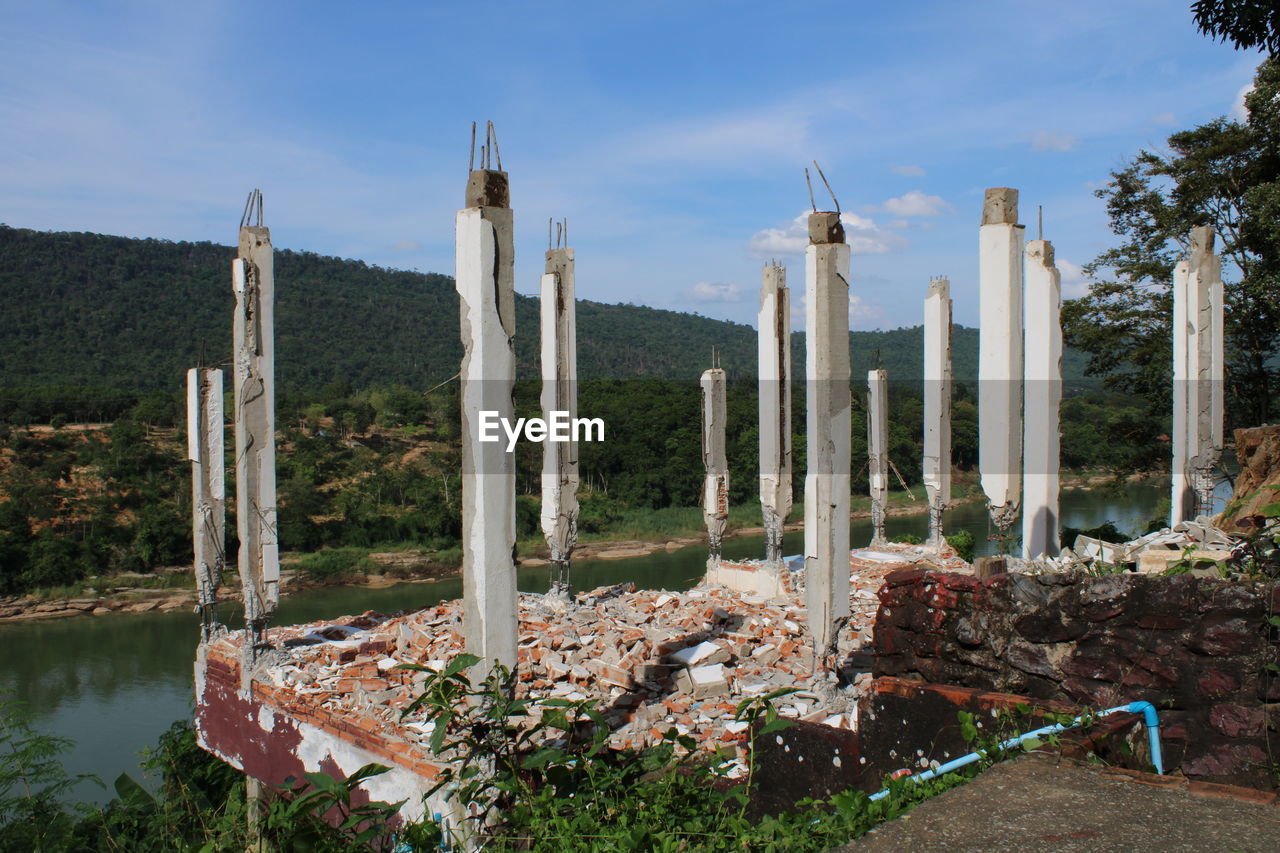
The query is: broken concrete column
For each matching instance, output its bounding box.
[540,244,578,597]
[456,165,518,673]
[701,367,729,565]
[757,263,792,565]
[804,211,851,669]
[1172,226,1223,524]
[978,188,1025,544]
[867,368,889,546]
[922,277,952,548]
[1022,240,1062,559]
[187,367,225,642]
[232,192,279,664]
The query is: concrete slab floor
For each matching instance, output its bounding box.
[838,753,1280,853]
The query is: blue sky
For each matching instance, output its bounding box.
[0,1,1264,331]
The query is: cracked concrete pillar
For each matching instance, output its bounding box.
[1172,226,1222,524]
[1022,240,1062,559]
[701,367,729,565]
[979,188,1024,544]
[758,264,792,565]
[540,245,578,597]
[187,367,225,642]
[804,211,851,669]
[867,368,889,546]
[923,277,952,549]
[232,196,279,664]
[457,165,518,672]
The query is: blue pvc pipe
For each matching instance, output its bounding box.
[868,701,1163,801]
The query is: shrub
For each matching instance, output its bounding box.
[945,529,976,562]
[298,548,377,581]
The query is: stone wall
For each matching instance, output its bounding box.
[873,569,1280,789]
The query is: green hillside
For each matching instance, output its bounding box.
[0,225,1086,392]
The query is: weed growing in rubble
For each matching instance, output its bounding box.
[394,656,972,851]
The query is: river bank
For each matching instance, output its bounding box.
[0,470,1148,623]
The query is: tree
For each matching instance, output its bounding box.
[1062,56,1280,468]
[1193,0,1280,54]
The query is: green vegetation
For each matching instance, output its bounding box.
[297,547,379,581]
[0,374,1157,596]
[0,683,975,852]
[0,697,410,852]
[1063,55,1280,471]
[392,654,972,851]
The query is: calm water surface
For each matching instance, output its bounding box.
[0,483,1171,800]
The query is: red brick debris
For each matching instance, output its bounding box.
[205,544,967,780]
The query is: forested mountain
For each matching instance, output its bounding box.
[0,225,1086,392]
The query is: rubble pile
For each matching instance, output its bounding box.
[209,543,966,777]
[1036,516,1241,575]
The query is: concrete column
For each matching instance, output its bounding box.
[187,367,225,642]
[1172,226,1222,523]
[540,245,578,597]
[867,368,889,546]
[758,264,792,565]
[922,278,952,548]
[232,199,279,664]
[701,367,729,564]
[978,188,1025,542]
[456,166,518,672]
[804,211,851,669]
[1022,240,1062,559]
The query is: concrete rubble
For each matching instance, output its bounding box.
[1015,517,1239,574]
[202,544,967,783]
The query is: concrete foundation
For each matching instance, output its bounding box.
[456,167,518,672]
[701,367,729,564]
[232,204,280,658]
[978,188,1025,539]
[758,264,792,565]
[867,369,889,546]
[540,245,578,595]
[187,367,225,641]
[1022,240,1062,559]
[804,211,852,668]
[922,278,952,548]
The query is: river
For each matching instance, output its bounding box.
[0,483,1172,801]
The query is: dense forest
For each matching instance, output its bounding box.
[0,225,1091,394]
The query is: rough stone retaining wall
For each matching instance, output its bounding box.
[873,569,1280,789]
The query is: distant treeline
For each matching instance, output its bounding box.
[0,378,1156,595]
[0,224,1094,392]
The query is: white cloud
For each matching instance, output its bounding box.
[1031,130,1080,152]
[748,211,905,257]
[1149,112,1176,126]
[391,239,422,252]
[891,164,925,176]
[1058,258,1092,299]
[880,189,953,217]
[1231,81,1254,122]
[687,281,744,303]
[848,293,876,319]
